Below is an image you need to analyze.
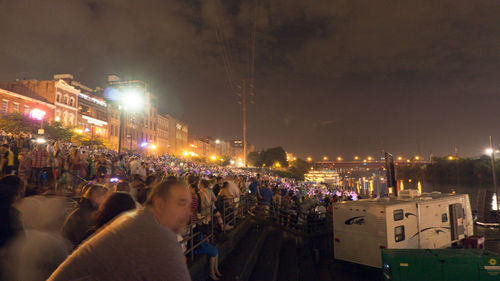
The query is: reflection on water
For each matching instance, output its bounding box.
[343,176,495,210]
[401,180,496,211]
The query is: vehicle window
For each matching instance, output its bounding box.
[393,209,404,221]
[442,213,448,222]
[395,226,405,242]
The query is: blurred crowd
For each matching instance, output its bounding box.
[0,132,358,281]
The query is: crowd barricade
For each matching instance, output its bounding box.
[181,195,252,262]
[269,204,332,236]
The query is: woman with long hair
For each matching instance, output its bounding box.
[79,192,136,244]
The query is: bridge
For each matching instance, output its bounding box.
[314,160,431,170]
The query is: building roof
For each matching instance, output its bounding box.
[335,192,468,207]
[0,84,52,104]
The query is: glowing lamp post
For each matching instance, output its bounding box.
[116,88,145,153]
[487,136,499,210]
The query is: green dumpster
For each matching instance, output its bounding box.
[381,249,500,281]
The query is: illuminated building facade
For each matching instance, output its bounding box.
[0,78,79,127]
[107,76,158,152]
[54,74,108,138]
[157,114,170,154]
[0,87,55,122]
[166,114,188,154]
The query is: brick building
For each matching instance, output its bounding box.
[0,79,79,127]
[157,114,170,154]
[0,87,55,122]
[166,114,188,155]
[54,74,108,139]
[107,76,158,152]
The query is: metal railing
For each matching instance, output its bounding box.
[269,203,332,236]
[180,195,253,262]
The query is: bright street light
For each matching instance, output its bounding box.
[307,157,312,162]
[485,148,499,155]
[354,156,359,160]
[215,139,220,144]
[415,156,420,160]
[323,156,328,161]
[210,155,217,161]
[337,157,343,161]
[122,88,144,111]
[367,156,373,161]
[397,156,403,161]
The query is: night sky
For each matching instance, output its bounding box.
[1,0,500,159]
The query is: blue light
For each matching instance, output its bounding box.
[140,142,148,148]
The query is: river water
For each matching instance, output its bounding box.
[348,177,495,211]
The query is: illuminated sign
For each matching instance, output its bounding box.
[30,109,46,120]
[79,93,107,107]
[82,115,108,127]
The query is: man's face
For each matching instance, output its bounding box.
[153,184,192,234]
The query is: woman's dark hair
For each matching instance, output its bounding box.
[94,192,136,229]
[222,181,230,189]
[0,175,23,207]
[199,179,210,188]
[0,175,23,247]
[145,175,157,186]
[115,181,130,193]
[166,175,178,182]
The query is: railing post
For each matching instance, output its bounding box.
[210,204,214,243]
[222,199,226,234]
[189,221,194,261]
[233,198,236,226]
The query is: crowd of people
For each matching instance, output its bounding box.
[0,132,358,281]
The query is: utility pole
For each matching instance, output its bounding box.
[242,79,247,167]
[118,108,124,154]
[490,136,498,209]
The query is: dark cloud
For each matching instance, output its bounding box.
[1,0,500,158]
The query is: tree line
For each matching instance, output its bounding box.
[0,113,108,147]
[247,147,312,180]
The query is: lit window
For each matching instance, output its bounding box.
[69,113,74,125]
[56,92,61,103]
[70,98,74,107]
[13,103,19,112]
[1,100,8,113]
[395,226,405,242]
[24,105,30,115]
[393,209,404,221]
